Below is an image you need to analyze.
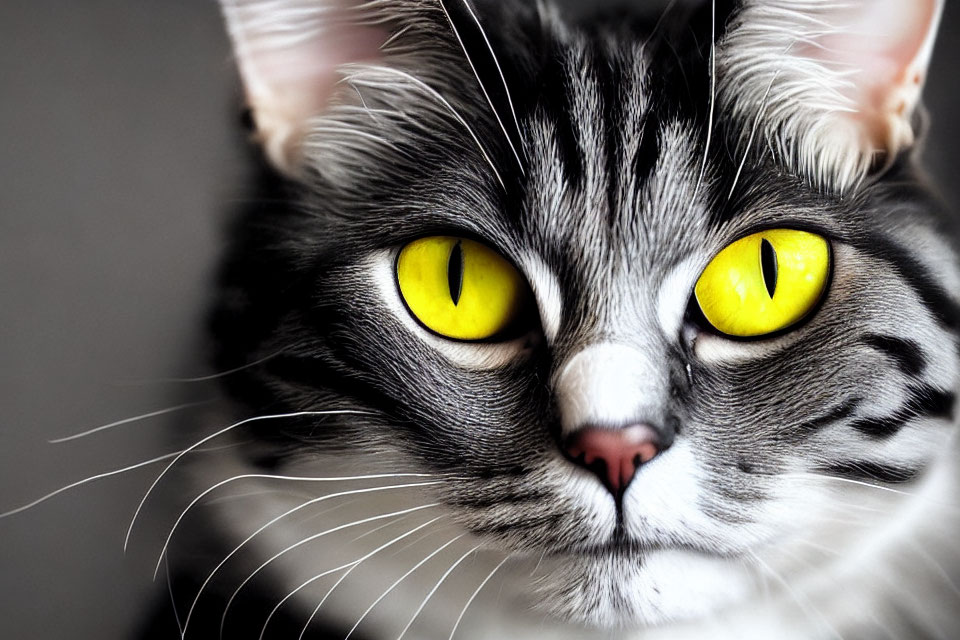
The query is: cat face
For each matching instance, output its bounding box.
[212,0,958,630]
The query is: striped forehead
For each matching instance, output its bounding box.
[519,28,712,300]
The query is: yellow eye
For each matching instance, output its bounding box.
[694,229,831,338]
[396,236,528,341]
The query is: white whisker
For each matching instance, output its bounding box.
[154,474,436,578]
[784,473,921,498]
[294,516,447,640]
[748,550,842,640]
[438,0,525,173]
[448,555,511,640]
[116,350,283,385]
[49,400,213,443]
[691,0,717,206]
[530,549,547,577]
[124,410,370,552]
[184,492,440,638]
[254,561,359,640]
[349,516,414,548]
[211,504,441,640]
[165,554,184,638]
[351,66,506,191]
[911,542,960,600]
[728,70,780,199]
[2,449,203,520]
[343,534,466,640]
[397,544,482,640]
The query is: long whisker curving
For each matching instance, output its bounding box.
[294,515,447,640]
[342,534,466,640]
[437,0,525,173]
[783,472,926,499]
[210,505,442,640]
[252,516,442,640]
[0,442,237,520]
[49,400,214,443]
[116,349,283,385]
[124,410,370,552]
[165,553,184,638]
[397,544,483,640]
[448,554,512,640]
[254,561,360,640]
[747,550,842,640]
[348,66,506,191]
[183,494,440,638]
[154,474,436,578]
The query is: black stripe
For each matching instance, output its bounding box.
[863,334,927,377]
[851,384,955,439]
[790,398,861,441]
[819,462,920,484]
[590,39,622,230]
[632,111,661,189]
[538,46,584,189]
[858,235,960,332]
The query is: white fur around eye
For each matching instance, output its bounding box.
[520,253,563,343]
[657,256,703,339]
[368,251,533,370]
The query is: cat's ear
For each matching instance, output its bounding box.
[719,0,944,192]
[219,0,389,175]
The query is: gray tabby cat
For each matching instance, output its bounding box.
[156,0,960,637]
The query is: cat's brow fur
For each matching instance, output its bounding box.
[150,1,960,638]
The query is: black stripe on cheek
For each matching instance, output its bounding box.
[818,462,920,484]
[790,398,862,441]
[851,385,956,439]
[858,235,960,332]
[863,334,927,377]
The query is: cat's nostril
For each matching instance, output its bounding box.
[563,424,665,494]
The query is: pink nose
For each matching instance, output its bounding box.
[564,425,663,493]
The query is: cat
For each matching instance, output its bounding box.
[140,0,960,638]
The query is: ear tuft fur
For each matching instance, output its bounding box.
[719,0,943,193]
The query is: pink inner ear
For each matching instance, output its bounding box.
[241,24,387,128]
[240,15,387,128]
[224,0,389,172]
[797,0,939,146]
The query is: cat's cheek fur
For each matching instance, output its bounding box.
[199,0,960,636]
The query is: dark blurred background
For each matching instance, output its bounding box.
[1,1,958,638]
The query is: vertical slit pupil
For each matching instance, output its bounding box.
[760,238,778,299]
[448,241,465,306]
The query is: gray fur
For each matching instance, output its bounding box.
[183,0,960,637]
